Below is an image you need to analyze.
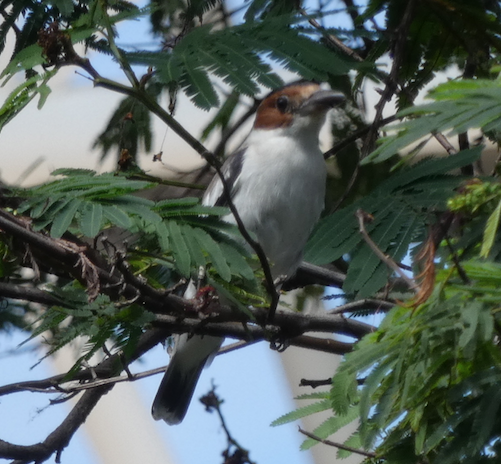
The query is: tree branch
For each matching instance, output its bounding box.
[362,0,417,157]
[0,385,112,463]
[327,298,394,315]
[0,282,64,307]
[356,209,418,292]
[298,427,377,458]
[0,328,166,462]
[154,307,375,341]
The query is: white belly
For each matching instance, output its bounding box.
[229,132,326,277]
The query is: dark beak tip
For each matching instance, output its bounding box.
[326,92,346,107]
[306,90,346,110]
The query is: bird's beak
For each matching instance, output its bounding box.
[298,89,345,115]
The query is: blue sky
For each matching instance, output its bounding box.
[0,327,318,464]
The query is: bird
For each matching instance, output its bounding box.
[151,80,345,425]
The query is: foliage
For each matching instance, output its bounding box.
[367,80,501,164]
[2,0,501,463]
[14,168,258,282]
[329,260,501,464]
[27,287,155,376]
[306,147,482,297]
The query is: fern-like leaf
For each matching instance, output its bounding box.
[366,80,501,164]
[300,405,360,450]
[270,399,332,427]
[480,198,501,258]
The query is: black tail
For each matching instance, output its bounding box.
[151,356,206,425]
[151,334,223,425]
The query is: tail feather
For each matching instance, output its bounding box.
[152,356,205,424]
[152,334,223,425]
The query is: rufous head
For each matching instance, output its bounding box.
[254,81,345,132]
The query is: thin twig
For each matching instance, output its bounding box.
[356,209,418,292]
[0,335,351,399]
[433,132,458,155]
[444,236,470,285]
[290,335,354,354]
[362,0,417,157]
[99,1,139,88]
[154,308,376,341]
[299,427,377,458]
[327,298,394,315]
[218,340,259,355]
[299,378,332,388]
[323,115,397,160]
[201,386,255,464]
[300,9,363,62]
[0,328,166,463]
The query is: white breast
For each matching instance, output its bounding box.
[228,128,326,278]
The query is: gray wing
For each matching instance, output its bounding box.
[151,149,246,424]
[202,148,246,207]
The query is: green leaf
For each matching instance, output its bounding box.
[103,205,133,229]
[480,198,501,258]
[181,224,206,268]
[0,75,39,130]
[80,203,104,237]
[179,58,219,109]
[300,405,360,450]
[50,199,82,238]
[51,168,96,177]
[155,221,170,252]
[218,242,254,281]
[365,80,501,164]
[118,199,162,224]
[458,302,480,350]
[271,399,331,426]
[50,0,75,15]
[167,220,191,276]
[36,80,52,109]
[336,432,362,459]
[191,227,231,281]
[1,44,45,78]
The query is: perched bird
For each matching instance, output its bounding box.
[152,80,345,425]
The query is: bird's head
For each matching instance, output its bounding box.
[253,81,345,136]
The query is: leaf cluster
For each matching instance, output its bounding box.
[0,0,139,63]
[26,286,155,377]
[368,80,501,164]
[126,15,352,110]
[306,147,482,297]
[329,260,501,463]
[0,167,267,377]
[358,0,501,110]
[13,168,258,286]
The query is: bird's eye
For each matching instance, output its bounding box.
[276,95,289,113]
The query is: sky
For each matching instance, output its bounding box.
[0,328,320,464]
[0,2,365,464]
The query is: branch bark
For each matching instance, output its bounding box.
[0,328,165,462]
[362,0,417,157]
